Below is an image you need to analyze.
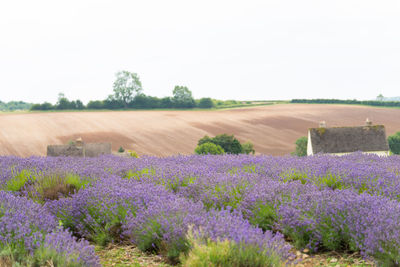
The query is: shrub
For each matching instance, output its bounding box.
[388,132,400,154]
[0,191,57,257]
[28,172,88,202]
[197,135,213,145]
[181,237,282,267]
[198,134,243,154]
[3,169,35,192]
[242,141,255,155]
[195,142,225,155]
[0,191,99,266]
[87,100,105,109]
[38,229,100,267]
[124,168,156,181]
[293,136,307,156]
[51,178,205,263]
[198,98,215,108]
[181,212,289,267]
[30,102,54,111]
[127,149,139,158]
[118,146,125,153]
[212,134,243,154]
[249,202,278,231]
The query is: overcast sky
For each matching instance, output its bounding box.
[0,0,399,104]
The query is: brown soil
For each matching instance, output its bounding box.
[1,104,399,157]
[0,257,12,267]
[95,245,375,267]
[42,183,76,201]
[290,249,375,267]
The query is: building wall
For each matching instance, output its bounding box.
[307,129,389,157]
[47,143,111,157]
[47,144,84,157]
[84,143,112,157]
[307,131,313,156]
[330,151,390,157]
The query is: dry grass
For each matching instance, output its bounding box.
[95,244,376,267]
[96,244,173,267]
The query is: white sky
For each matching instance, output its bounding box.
[0,0,399,104]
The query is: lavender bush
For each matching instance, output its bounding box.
[2,153,400,265]
[0,191,99,266]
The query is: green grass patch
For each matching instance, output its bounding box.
[249,202,278,231]
[203,182,249,210]
[315,172,348,190]
[124,168,156,181]
[280,169,309,184]
[228,164,258,175]
[180,231,283,267]
[4,169,35,192]
[165,176,197,193]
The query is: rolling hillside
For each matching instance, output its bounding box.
[1,104,399,157]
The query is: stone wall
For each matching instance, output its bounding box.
[47,144,84,157]
[47,143,111,157]
[84,143,112,157]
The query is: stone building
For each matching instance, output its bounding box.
[47,138,111,157]
[307,119,390,156]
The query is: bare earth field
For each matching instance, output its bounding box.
[1,104,399,157]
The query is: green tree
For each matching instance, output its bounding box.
[213,134,243,154]
[112,71,143,108]
[198,134,243,154]
[242,141,255,155]
[198,98,215,108]
[294,136,308,156]
[75,100,84,109]
[388,132,400,154]
[195,142,225,155]
[376,94,384,101]
[56,93,75,110]
[87,100,104,109]
[198,135,213,146]
[172,86,195,108]
[1,101,32,111]
[30,102,53,111]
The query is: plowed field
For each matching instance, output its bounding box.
[1,104,399,157]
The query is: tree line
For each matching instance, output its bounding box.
[31,71,216,111]
[0,101,33,111]
[291,98,400,107]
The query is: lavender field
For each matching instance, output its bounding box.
[1,153,400,266]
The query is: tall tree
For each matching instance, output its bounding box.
[294,136,308,156]
[112,71,143,107]
[172,86,195,108]
[56,92,72,110]
[388,132,400,154]
[198,97,215,108]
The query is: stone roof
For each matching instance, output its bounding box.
[308,125,389,154]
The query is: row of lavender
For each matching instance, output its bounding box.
[85,153,400,265]
[0,155,292,266]
[0,191,99,266]
[1,154,400,265]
